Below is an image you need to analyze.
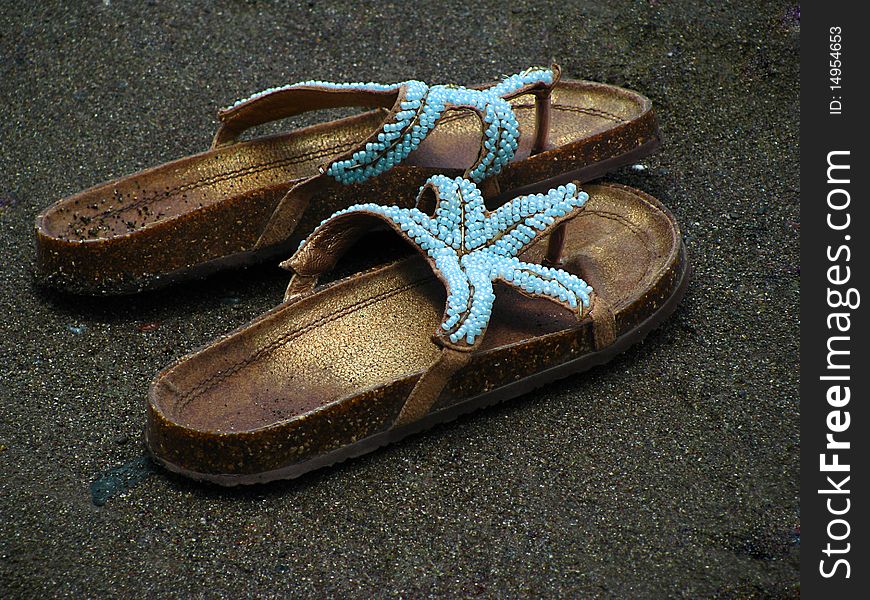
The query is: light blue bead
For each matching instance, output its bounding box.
[298,175,592,346]
[273,67,557,186]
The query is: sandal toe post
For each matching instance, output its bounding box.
[36,66,659,295]
[146,179,687,485]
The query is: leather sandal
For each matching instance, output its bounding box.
[146,176,689,485]
[36,66,661,295]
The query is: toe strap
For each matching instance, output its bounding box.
[281,176,594,350]
[588,295,617,350]
[393,347,471,428]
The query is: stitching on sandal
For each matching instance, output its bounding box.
[90,101,625,229]
[94,140,361,221]
[577,209,656,289]
[177,275,433,406]
[92,103,622,224]
[553,104,627,123]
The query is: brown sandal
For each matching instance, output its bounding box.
[36,66,660,295]
[146,178,688,485]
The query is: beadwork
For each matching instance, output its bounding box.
[301,176,592,347]
[226,68,555,186]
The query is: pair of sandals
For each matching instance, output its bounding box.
[37,66,688,485]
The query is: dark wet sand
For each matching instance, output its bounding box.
[0,1,799,597]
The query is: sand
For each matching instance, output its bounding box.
[0,1,799,597]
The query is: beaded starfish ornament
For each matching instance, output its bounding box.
[298,176,593,347]
[227,67,556,185]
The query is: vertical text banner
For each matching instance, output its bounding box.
[801,1,868,597]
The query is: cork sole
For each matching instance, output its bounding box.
[36,80,660,295]
[104,136,661,294]
[151,243,688,486]
[146,183,687,485]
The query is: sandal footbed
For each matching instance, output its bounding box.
[36,81,659,294]
[146,182,685,480]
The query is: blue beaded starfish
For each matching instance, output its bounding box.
[303,176,593,347]
[229,67,555,186]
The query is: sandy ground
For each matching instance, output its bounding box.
[0,1,799,597]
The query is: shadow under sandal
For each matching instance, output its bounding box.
[146,176,689,485]
[36,65,661,295]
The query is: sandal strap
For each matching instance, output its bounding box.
[588,295,617,350]
[393,347,471,428]
[326,67,557,184]
[213,84,403,149]
[214,67,560,183]
[283,175,597,428]
[391,288,617,430]
[283,175,593,350]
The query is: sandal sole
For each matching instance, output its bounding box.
[36,78,662,296]
[149,239,689,486]
[53,136,661,296]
